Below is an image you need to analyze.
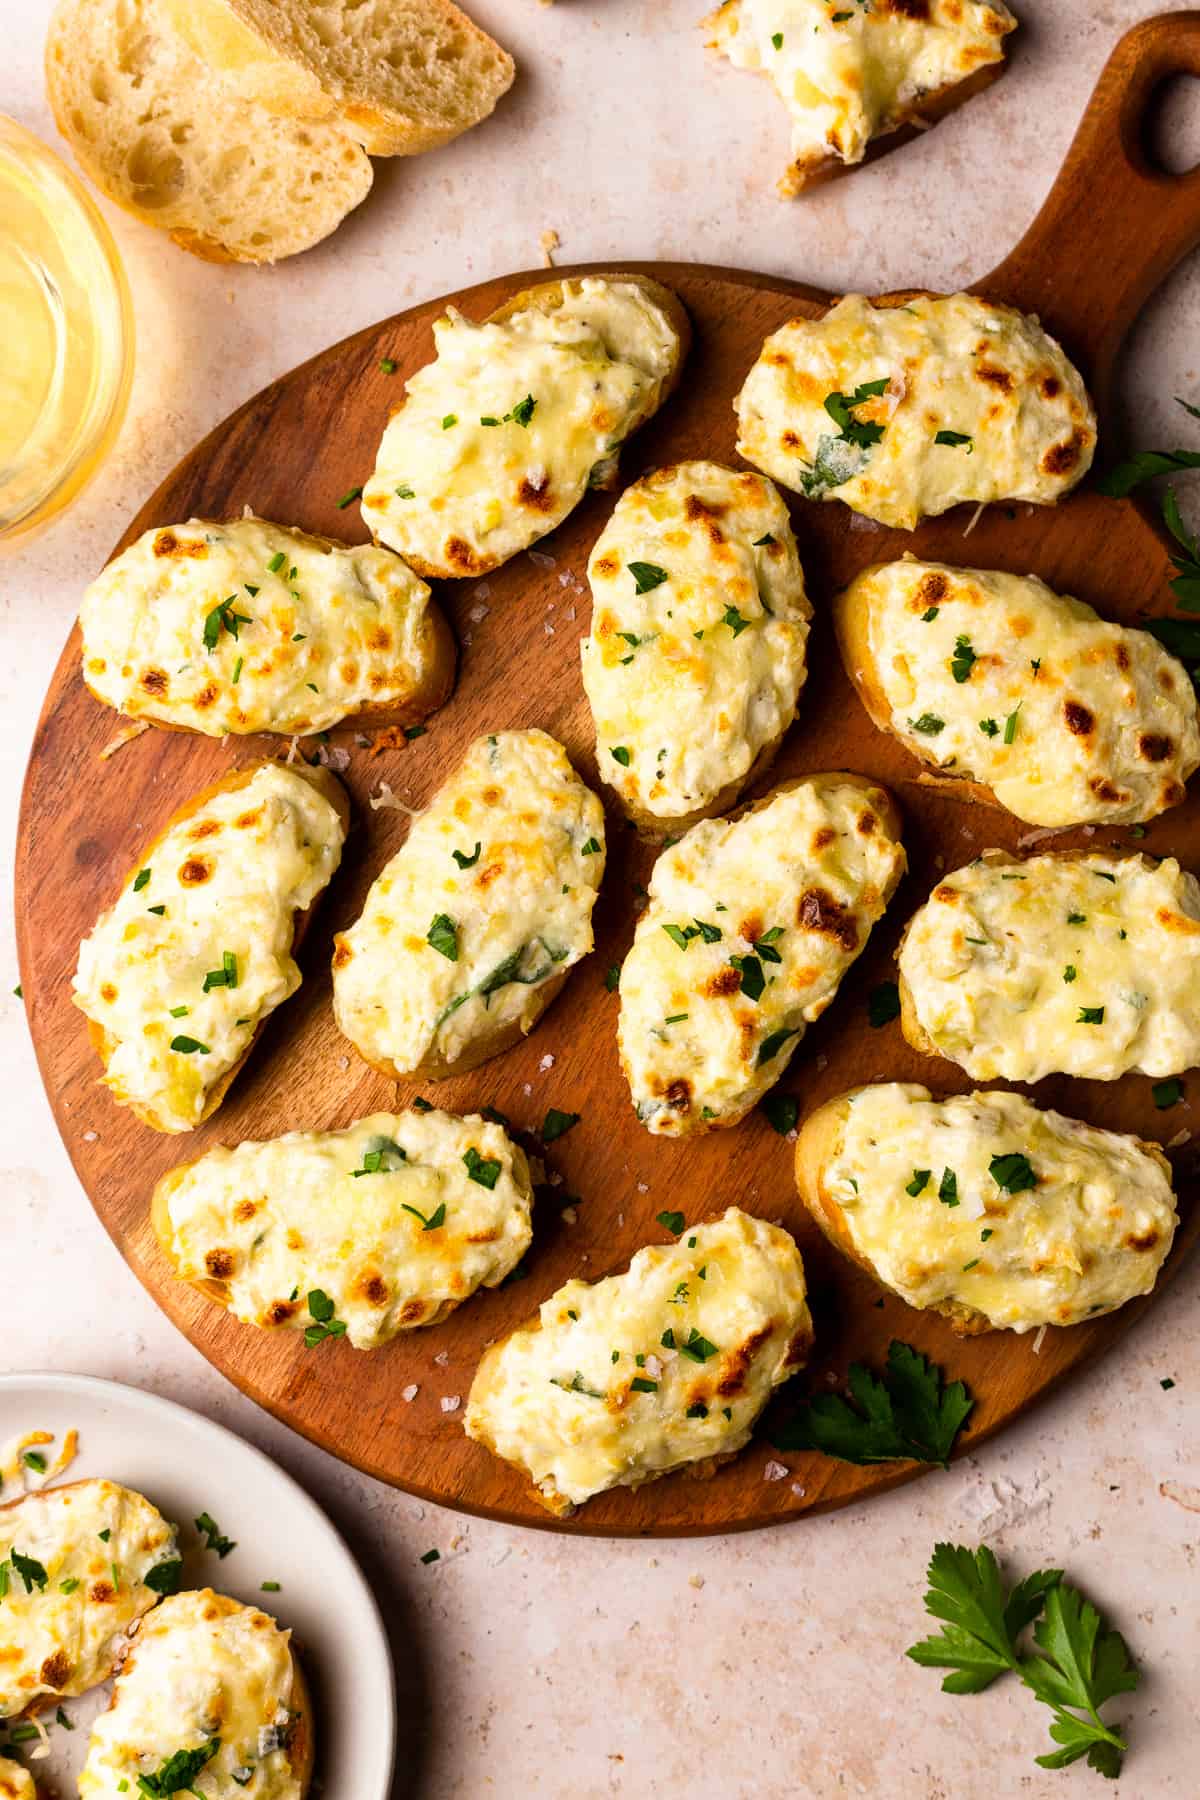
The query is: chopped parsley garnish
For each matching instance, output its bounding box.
[22,1450,46,1473]
[1067,911,1087,925]
[757,1027,799,1066]
[938,1167,959,1207]
[507,394,536,427]
[144,1559,183,1595]
[427,913,459,961]
[480,415,499,426]
[687,1403,709,1419]
[169,1035,209,1055]
[452,842,482,868]
[935,430,974,450]
[1003,706,1021,744]
[628,561,669,594]
[1063,964,1077,984]
[550,1371,605,1399]
[754,926,784,962]
[380,357,397,374]
[542,1108,581,1143]
[203,595,251,651]
[399,1201,445,1231]
[395,484,415,499]
[630,1376,659,1394]
[695,919,723,942]
[868,981,901,1028]
[11,1548,48,1592]
[267,551,286,573]
[194,1512,236,1557]
[990,1152,1037,1194]
[261,1580,281,1592]
[336,485,363,509]
[1152,1078,1184,1109]
[133,867,151,891]
[604,964,620,992]
[762,1092,799,1136]
[730,953,765,1002]
[610,745,631,766]
[581,837,601,856]
[656,1210,685,1235]
[134,1740,220,1795]
[304,1290,348,1347]
[352,1135,408,1177]
[663,922,701,951]
[910,713,945,735]
[771,29,782,46]
[463,1147,502,1189]
[950,635,977,683]
[722,605,751,636]
[202,950,238,992]
[1077,1006,1105,1024]
[754,532,776,546]
[442,414,457,429]
[922,606,940,622]
[906,1169,931,1197]
[824,378,888,447]
[169,1005,188,1018]
[771,1340,973,1466]
[678,1328,718,1363]
[979,718,1000,736]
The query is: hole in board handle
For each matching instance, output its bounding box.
[1145,72,1200,177]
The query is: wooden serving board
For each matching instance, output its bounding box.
[17,15,1200,1536]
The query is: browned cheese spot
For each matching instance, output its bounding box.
[797,886,859,952]
[518,475,554,513]
[811,825,837,851]
[153,530,207,560]
[353,1272,390,1307]
[89,1580,115,1603]
[400,1298,428,1324]
[1063,699,1095,737]
[332,940,352,969]
[179,857,213,885]
[915,570,949,609]
[188,819,221,840]
[267,1300,297,1325]
[716,1323,773,1397]
[140,669,168,697]
[704,966,743,998]
[39,1650,70,1689]
[235,806,265,829]
[204,1249,235,1279]
[444,536,483,574]
[1041,374,1061,399]
[976,364,1015,394]
[1125,1229,1160,1251]
[1041,431,1087,476]
[234,1199,257,1222]
[1139,733,1173,763]
[194,683,219,710]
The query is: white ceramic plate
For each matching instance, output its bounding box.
[0,1371,395,1794]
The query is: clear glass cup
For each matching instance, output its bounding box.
[0,116,134,548]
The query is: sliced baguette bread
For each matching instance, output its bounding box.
[45,0,373,263]
[161,0,515,156]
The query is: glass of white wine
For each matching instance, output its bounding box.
[0,116,134,547]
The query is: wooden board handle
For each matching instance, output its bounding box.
[986,11,1200,423]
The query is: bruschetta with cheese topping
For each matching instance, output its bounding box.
[580,461,811,833]
[735,293,1095,528]
[152,1107,534,1347]
[705,0,1016,195]
[333,729,604,1079]
[465,1207,813,1515]
[898,850,1200,1083]
[618,773,905,1134]
[796,1083,1178,1333]
[835,559,1199,824]
[0,1479,179,1720]
[361,275,689,578]
[79,516,454,738]
[74,762,347,1134]
[79,1589,312,1799]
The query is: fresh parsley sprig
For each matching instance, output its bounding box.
[1094,397,1200,497]
[770,1340,973,1466]
[907,1544,1139,1778]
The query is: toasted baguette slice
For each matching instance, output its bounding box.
[704,0,1015,196]
[162,0,514,155]
[796,1083,1178,1335]
[74,761,348,1133]
[362,275,691,579]
[0,1759,34,1799]
[0,1478,179,1720]
[79,1590,313,1797]
[80,516,455,738]
[45,0,372,264]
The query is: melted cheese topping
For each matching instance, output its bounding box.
[0,1759,34,1800]
[79,1591,300,1799]
[362,279,682,573]
[79,516,439,737]
[465,1208,812,1510]
[157,1109,533,1347]
[74,765,345,1133]
[333,730,604,1075]
[0,1481,177,1718]
[899,852,1200,1082]
[847,559,1199,825]
[619,777,905,1133]
[824,1084,1178,1330]
[706,0,1014,187]
[735,293,1095,528]
[581,462,811,826]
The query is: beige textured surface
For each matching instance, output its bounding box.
[4,1,1200,1794]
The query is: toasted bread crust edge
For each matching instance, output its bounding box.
[619,769,907,1137]
[80,761,349,1134]
[337,967,574,1084]
[376,275,692,582]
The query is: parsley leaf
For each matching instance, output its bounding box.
[910,713,945,735]
[906,1543,1062,1693]
[722,605,751,636]
[761,1092,799,1136]
[628,561,669,594]
[868,981,900,1028]
[989,1151,1037,1194]
[771,1341,973,1467]
[935,430,974,450]
[11,1548,48,1592]
[193,1512,236,1558]
[144,1558,183,1595]
[756,1027,799,1066]
[656,1210,685,1235]
[304,1290,348,1347]
[729,952,765,1002]
[1153,1077,1184,1109]
[542,1108,580,1143]
[950,635,977,683]
[1078,1005,1105,1024]
[135,1740,220,1796]
[452,842,481,868]
[1023,1582,1139,1776]
[463,1147,502,1189]
[427,913,459,961]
